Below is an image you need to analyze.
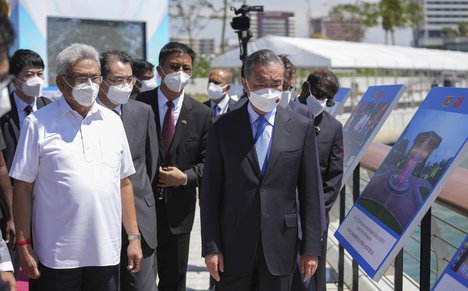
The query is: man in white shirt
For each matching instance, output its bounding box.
[10,43,142,291]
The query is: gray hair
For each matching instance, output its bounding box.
[55,43,100,76]
[242,49,284,79]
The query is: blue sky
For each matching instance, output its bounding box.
[170,0,413,47]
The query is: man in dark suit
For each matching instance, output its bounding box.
[136,42,211,291]
[201,49,323,291]
[204,68,237,117]
[296,70,344,291]
[1,49,51,170]
[0,49,51,276]
[97,50,159,291]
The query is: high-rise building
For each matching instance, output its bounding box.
[250,11,296,40]
[170,37,215,56]
[415,0,468,48]
[310,17,362,42]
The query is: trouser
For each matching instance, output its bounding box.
[156,202,191,291]
[120,236,158,291]
[216,240,293,291]
[30,263,119,291]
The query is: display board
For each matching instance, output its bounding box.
[341,85,406,186]
[335,87,468,281]
[433,235,468,290]
[325,87,351,117]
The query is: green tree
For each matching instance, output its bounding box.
[169,0,214,48]
[192,55,210,78]
[330,2,379,41]
[379,0,422,45]
[208,0,242,54]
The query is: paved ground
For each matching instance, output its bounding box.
[186,207,348,291]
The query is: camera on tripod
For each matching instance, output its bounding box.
[230,5,263,31]
[230,4,264,61]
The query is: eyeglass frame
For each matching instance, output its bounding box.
[63,74,103,86]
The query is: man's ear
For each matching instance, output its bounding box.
[155,65,163,78]
[225,84,231,92]
[241,78,249,96]
[56,75,66,92]
[11,77,21,90]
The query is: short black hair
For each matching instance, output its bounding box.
[304,69,340,107]
[9,49,44,76]
[0,13,14,55]
[132,59,154,78]
[100,50,133,79]
[159,42,196,66]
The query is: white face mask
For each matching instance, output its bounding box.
[138,78,157,92]
[65,78,99,107]
[279,91,293,108]
[160,68,191,93]
[248,84,281,113]
[207,82,227,101]
[306,94,324,117]
[0,86,11,117]
[106,82,133,105]
[19,76,44,97]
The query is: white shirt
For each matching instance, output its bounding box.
[9,96,135,269]
[248,102,276,160]
[13,92,37,129]
[158,87,184,128]
[210,94,230,116]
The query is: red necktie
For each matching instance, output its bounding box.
[162,100,175,157]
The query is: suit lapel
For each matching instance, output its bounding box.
[238,103,261,178]
[151,89,164,161]
[167,97,192,159]
[263,107,291,180]
[8,93,21,143]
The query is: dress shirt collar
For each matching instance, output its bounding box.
[158,87,184,111]
[14,92,37,112]
[211,94,230,112]
[96,97,121,115]
[247,102,276,127]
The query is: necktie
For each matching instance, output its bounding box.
[24,105,33,116]
[162,100,175,157]
[213,104,221,117]
[254,116,269,175]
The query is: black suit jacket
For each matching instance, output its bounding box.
[136,88,211,235]
[0,93,51,170]
[201,103,323,276]
[203,97,237,115]
[121,99,159,249]
[314,111,344,224]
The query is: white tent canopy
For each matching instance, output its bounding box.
[211,35,468,72]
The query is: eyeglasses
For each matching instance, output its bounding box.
[64,75,103,85]
[105,76,136,86]
[168,64,192,73]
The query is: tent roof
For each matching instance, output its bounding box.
[211,35,468,71]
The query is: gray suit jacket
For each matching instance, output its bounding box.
[121,99,159,249]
